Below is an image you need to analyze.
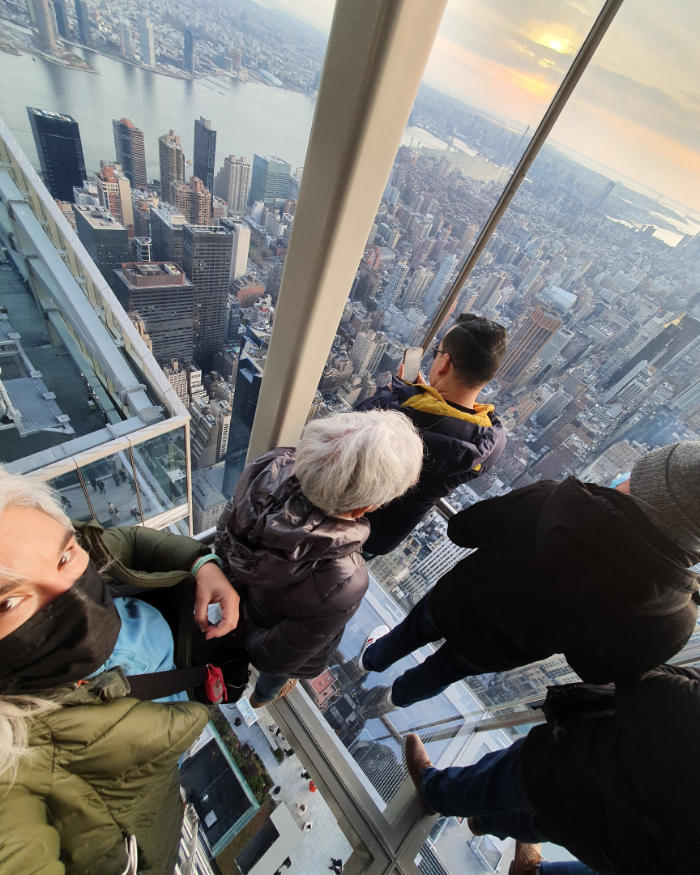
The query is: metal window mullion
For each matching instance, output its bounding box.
[420,0,624,351]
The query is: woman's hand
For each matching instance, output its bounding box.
[193,562,240,639]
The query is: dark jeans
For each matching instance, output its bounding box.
[422,738,549,843]
[361,594,484,707]
[540,863,598,874]
[254,672,288,701]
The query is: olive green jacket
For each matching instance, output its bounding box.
[0,523,212,874]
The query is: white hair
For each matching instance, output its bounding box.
[0,469,72,583]
[0,696,61,790]
[294,410,424,516]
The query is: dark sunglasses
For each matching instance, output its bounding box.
[431,345,445,360]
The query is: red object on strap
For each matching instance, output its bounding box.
[205,664,228,704]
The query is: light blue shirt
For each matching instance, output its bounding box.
[92,597,188,703]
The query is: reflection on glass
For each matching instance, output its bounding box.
[45,468,92,523]
[78,451,140,528]
[131,429,188,519]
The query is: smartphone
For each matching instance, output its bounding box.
[402,346,423,382]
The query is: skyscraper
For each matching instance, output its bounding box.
[498,305,562,385]
[183,224,233,370]
[158,130,185,204]
[112,118,148,190]
[112,262,195,365]
[220,218,251,281]
[27,107,86,202]
[74,206,130,292]
[184,28,195,73]
[424,253,458,313]
[138,14,155,67]
[51,0,69,39]
[150,203,187,264]
[249,154,292,206]
[32,0,59,51]
[214,155,251,215]
[74,0,92,47]
[193,117,216,193]
[120,20,134,60]
[95,163,133,229]
[172,177,212,226]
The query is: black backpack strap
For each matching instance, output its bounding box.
[126,665,209,700]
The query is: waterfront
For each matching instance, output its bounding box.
[0,47,317,180]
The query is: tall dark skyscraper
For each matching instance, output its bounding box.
[74,0,92,47]
[193,117,216,193]
[112,118,148,190]
[183,223,233,370]
[27,107,86,202]
[51,0,69,39]
[603,314,700,389]
[184,28,195,73]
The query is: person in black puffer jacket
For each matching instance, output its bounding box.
[361,441,699,714]
[215,409,424,707]
[405,664,700,875]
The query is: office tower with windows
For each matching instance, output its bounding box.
[0,118,191,531]
[112,118,148,190]
[138,14,155,67]
[27,107,86,202]
[189,397,231,469]
[150,203,187,263]
[380,260,409,308]
[222,329,268,496]
[220,217,250,280]
[183,223,233,370]
[120,21,135,60]
[74,206,130,292]
[603,314,700,390]
[498,305,563,386]
[95,163,133,229]
[184,28,194,73]
[51,0,69,39]
[424,253,458,313]
[249,154,292,206]
[158,130,185,204]
[214,155,251,215]
[74,0,91,47]
[112,262,195,366]
[193,117,216,193]
[172,177,211,225]
[32,0,59,50]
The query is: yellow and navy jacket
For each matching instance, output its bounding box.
[356,378,506,554]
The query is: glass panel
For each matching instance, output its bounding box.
[45,468,93,523]
[78,449,140,527]
[131,429,188,519]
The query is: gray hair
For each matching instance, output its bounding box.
[0,470,72,582]
[0,695,60,789]
[294,410,423,516]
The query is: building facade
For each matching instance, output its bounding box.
[112,118,148,190]
[27,107,86,202]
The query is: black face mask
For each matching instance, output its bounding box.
[0,560,121,695]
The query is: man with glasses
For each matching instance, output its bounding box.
[356,312,507,555]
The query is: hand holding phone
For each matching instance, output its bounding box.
[402,346,423,383]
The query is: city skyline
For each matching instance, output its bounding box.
[267,0,700,212]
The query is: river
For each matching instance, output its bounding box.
[0,47,318,179]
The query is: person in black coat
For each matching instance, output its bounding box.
[361,442,699,713]
[405,664,700,874]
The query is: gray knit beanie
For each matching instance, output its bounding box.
[629,441,700,554]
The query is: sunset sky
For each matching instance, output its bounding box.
[263,0,700,213]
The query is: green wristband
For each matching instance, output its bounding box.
[190,553,223,575]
